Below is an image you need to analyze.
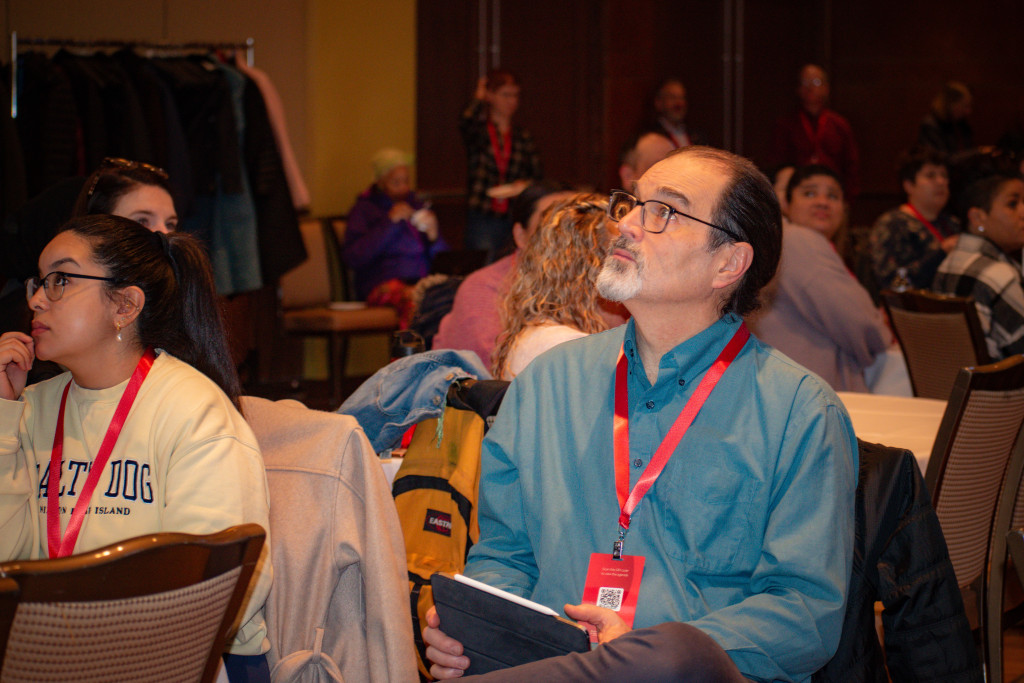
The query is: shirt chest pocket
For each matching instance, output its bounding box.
[655,461,763,574]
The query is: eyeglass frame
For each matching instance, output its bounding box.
[26,271,118,302]
[607,189,744,242]
[86,157,170,199]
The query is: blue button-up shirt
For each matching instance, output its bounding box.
[465,314,857,682]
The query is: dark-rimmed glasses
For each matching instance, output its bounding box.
[26,271,117,302]
[86,157,169,199]
[607,190,743,242]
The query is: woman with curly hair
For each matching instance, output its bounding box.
[491,193,616,379]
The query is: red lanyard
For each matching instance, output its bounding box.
[612,324,750,545]
[799,110,827,163]
[903,203,945,244]
[486,121,512,213]
[47,347,156,558]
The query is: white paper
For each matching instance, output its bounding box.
[454,573,559,617]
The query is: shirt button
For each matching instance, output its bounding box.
[678,378,686,386]
[432,395,442,405]
[633,458,643,468]
[645,400,655,409]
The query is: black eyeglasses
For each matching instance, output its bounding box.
[26,271,117,302]
[607,190,743,242]
[86,157,169,198]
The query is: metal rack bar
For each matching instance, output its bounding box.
[9,33,255,118]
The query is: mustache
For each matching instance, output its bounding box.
[608,236,641,261]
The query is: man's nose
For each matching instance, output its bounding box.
[616,206,645,242]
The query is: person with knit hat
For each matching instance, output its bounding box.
[342,148,448,324]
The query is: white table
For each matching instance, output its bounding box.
[837,392,948,474]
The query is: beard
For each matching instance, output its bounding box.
[596,237,644,302]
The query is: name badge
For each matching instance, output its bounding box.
[580,553,645,643]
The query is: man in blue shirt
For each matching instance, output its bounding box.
[425,146,858,682]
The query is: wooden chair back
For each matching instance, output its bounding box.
[926,356,1024,587]
[0,524,265,683]
[881,288,991,400]
[984,402,1024,682]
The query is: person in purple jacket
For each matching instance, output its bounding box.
[343,149,448,313]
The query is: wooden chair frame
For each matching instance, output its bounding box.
[281,215,398,408]
[924,356,1024,680]
[0,524,264,683]
[881,288,992,400]
[986,417,1024,682]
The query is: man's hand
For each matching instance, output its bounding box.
[474,76,488,101]
[564,603,631,644]
[0,332,34,401]
[423,605,470,679]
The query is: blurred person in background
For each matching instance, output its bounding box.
[460,70,543,256]
[343,148,447,327]
[750,165,890,391]
[491,194,616,379]
[870,147,958,291]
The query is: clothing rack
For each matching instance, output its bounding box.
[9,31,255,118]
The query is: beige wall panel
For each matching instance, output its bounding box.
[6,0,166,40]
[307,0,416,216]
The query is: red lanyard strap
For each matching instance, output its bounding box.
[613,324,750,532]
[799,110,828,162]
[486,121,513,213]
[47,347,157,558]
[903,203,945,245]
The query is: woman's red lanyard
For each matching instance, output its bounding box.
[903,203,945,244]
[487,121,512,213]
[799,110,827,164]
[46,347,156,558]
[611,324,749,558]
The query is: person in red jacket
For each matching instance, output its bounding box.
[771,64,861,201]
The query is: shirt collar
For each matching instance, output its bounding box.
[958,232,1015,263]
[622,313,744,387]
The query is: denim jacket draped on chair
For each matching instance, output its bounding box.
[337,349,490,452]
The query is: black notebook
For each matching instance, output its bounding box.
[430,572,591,675]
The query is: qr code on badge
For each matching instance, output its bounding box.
[596,586,624,611]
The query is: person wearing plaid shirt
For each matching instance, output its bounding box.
[933,174,1024,359]
[460,71,542,255]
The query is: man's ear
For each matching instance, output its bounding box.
[711,242,753,292]
[902,178,915,197]
[618,165,635,193]
[115,286,146,327]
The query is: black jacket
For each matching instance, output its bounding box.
[814,440,982,682]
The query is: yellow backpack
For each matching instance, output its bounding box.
[392,407,484,679]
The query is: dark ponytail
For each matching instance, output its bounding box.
[62,214,242,409]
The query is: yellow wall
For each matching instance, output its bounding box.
[308,0,417,217]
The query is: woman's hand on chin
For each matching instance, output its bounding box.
[0,332,34,401]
